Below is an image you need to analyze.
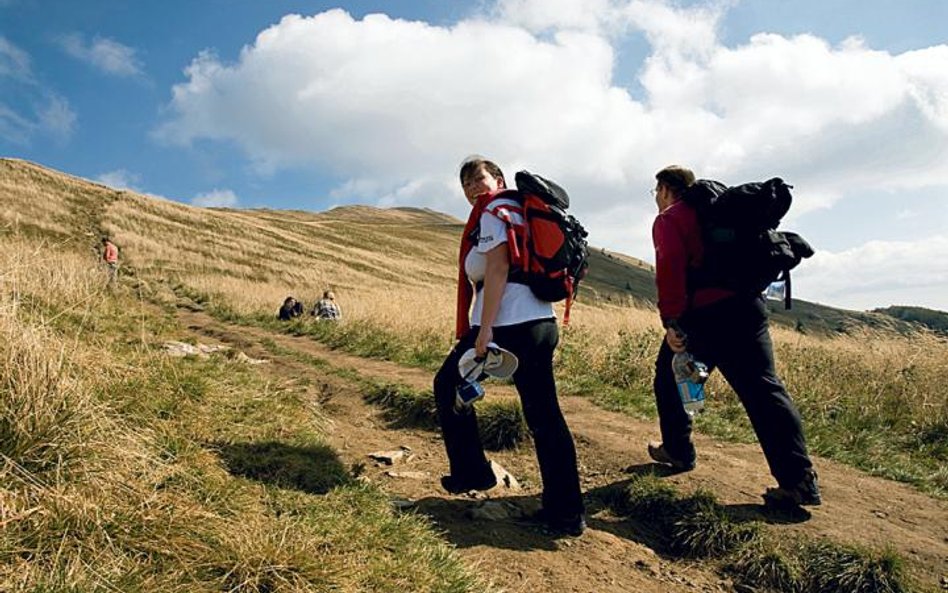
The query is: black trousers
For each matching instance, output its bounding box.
[434,318,584,518]
[654,295,814,489]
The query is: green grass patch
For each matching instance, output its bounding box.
[598,473,915,593]
[364,383,529,451]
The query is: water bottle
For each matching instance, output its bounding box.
[454,377,485,412]
[672,351,709,416]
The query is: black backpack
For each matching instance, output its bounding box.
[682,177,814,309]
[480,171,589,323]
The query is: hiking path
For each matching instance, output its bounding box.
[176,308,948,593]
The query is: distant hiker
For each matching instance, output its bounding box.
[646,165,821,508]
[278,296,303,321]
[101,237,119,287]
[312,290,341,320]
[433,156,585,535]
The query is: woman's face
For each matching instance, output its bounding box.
[461,164,502,205]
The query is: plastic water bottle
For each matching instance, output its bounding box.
[672,351,709,416]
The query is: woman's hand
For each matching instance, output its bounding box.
[665,327,687,353]
[475,325,494,358]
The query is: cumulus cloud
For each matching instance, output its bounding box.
[155,1,948,310]
[97,169,141,191]
[795,235,948,311]
[58,33,143,77]
[192,189,238,208]
[494,0,616,33]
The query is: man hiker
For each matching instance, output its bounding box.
[646,164,821,508]
[101,237,119,287]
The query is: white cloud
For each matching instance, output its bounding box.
[0,94,75,145]
[36,94,76,143]
[58,33,143,77]
[0,35,32,80]
[795,235,948,311]
[494,0,616,33]
[156,1,948,310]
[0,103,32,144]
[192,189,238,208]
[97,169,141,191]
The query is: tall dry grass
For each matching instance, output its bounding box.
[0,233,490,591]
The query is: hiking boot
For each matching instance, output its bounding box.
[529,508,587,537]
[440,472,497,495]
[763,469,822,508]
[647,441,696,472]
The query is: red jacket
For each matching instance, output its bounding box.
[652,200,732,325]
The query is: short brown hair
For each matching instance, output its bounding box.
[459,157,505,187]
[656,165,696,198]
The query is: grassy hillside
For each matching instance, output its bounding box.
[0,157,917,336]
[2,158,946,591]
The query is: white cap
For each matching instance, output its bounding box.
[458,343,519,380]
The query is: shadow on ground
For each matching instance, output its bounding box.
[213,440,350,494]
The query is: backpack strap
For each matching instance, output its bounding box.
[783,269,792,310]
[563,276,574,325]
[484,199,526,267]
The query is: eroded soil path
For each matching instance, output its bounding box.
[177,309,948,593]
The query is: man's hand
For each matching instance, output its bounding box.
[665,327,687,353]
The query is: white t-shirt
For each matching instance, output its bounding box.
[464,196,555,327]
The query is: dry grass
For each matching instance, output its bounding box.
[1,158,944,589]
[44,146,936,494]
[0,232,490,592]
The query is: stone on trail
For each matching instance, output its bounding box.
[489,460,521,491]
[385,470,429,480]
[368,446,413,465]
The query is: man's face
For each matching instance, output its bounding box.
[654,182,674,212]
[461,164,503,205]
[653,183,664,210]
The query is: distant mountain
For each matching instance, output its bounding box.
[873,306,948,336]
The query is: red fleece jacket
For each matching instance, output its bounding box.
[652,199,733,325]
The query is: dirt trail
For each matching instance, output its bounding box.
[177,309,948,593]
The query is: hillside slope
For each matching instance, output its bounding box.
[3,157,946,592]
[0,158,919,336]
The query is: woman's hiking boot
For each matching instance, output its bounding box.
[440,473,497,495]
[647,441,696,472]
[763,469,822,508]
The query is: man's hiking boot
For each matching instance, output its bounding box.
[647,441,696,472]
[763,469,822,508]
[440,473,497,495]
[528,508,587,537]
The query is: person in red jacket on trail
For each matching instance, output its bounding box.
[648,164,821,509]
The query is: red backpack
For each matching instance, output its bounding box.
[482,171,589,324]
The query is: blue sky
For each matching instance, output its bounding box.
[2,0,947,312]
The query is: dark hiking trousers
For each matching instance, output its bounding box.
[434,318,584,519]
[654,294,814,489]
